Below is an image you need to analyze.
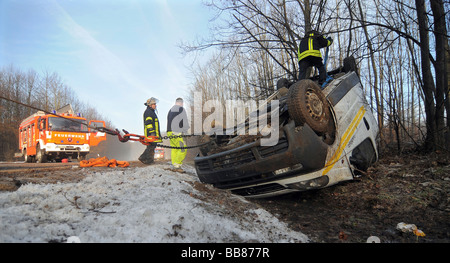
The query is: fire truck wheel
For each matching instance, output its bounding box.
[36,144,47,163]
[77,154,87,161]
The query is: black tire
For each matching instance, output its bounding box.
[276,78,290,90]
[287,79,332,134]
[77,153,87,161]
[343,56,357,73]
[36,144,47,163]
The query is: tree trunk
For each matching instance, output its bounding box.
[415,0,437,152]
[298,0,313,79]
[430,0,449,151]
[357,0,384,149]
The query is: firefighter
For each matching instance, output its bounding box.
[167,97,190,171]
[298,30,333,87]
[138,97,162,165]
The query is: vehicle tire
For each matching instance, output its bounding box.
[276,78,290,90]
[35,144,47,163]
[287,79,332,134]
[343,56,357,73]
[77,153,87,161]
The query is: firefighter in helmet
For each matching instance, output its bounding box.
[139,97,162,165]
[298,30,333,87]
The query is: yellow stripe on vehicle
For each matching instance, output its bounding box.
[322,106,366,175]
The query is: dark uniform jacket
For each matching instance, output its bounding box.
[167,105,189,133]
[298,32,333,61]
[144,107,162,142]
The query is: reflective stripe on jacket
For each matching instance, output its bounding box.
[144,107,162,142]
[298,33,332,61]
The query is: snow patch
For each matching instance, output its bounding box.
[0,164,308,243]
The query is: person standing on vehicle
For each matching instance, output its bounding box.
[167,97,190,171]
[139,97,162,165]
[298,30,333,87]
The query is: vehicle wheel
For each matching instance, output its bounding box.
[276,78,290,90]
[287,79,332,133]
[36,144,47,163]
[77,153,87,161]
[343,56,357,73]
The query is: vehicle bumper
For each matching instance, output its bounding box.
[44,143,90,153]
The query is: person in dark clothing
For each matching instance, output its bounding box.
[167,98,190,170]
[298,31,333,87]
[139,97,162,165]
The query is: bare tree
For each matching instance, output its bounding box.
[182,0,449,153]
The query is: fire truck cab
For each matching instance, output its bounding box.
[18,105,107,163]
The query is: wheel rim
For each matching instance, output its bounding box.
[305,89,324,121]
[287,79,334,134]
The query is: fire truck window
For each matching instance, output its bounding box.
[91,122,103,128]
[81,122,88,131]
[49,117,89,132]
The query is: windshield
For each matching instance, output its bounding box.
[48,117,88,132]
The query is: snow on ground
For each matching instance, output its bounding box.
[0,164,309,243]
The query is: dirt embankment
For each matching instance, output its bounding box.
[253,152,450,243]
[1,153,449,243]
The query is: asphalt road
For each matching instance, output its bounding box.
[0,161,76,174]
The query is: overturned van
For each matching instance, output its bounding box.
[194,57,379,198]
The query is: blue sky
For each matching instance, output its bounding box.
[0,0,212,134]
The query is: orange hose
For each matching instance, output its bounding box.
[79,157,130,168]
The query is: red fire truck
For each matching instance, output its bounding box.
[18,105,107,163]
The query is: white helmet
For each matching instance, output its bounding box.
[145,97,159,106]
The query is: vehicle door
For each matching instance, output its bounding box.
[88,120,107,146]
